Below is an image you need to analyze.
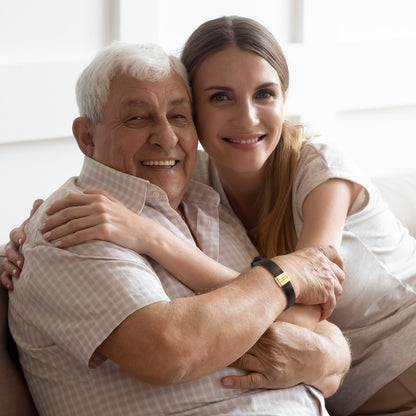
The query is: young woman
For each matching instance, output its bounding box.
[3,16,416,415]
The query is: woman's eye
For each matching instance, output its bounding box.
[209,92,229,102]
[255,90,275,99]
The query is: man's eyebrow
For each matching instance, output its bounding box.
[122,99,147,108]
[169,97,189,106]
[122,98,188,107]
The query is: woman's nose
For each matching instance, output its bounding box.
[233,100,259,127]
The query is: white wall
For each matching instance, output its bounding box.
[1,0,416,242]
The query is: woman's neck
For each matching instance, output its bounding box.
[217,166,265,230]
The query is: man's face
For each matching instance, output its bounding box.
[90,72,198,209]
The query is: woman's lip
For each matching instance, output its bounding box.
[224,135,265,144]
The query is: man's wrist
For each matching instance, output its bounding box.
[251,256,296,310]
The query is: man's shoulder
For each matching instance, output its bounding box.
[24,177,82,243]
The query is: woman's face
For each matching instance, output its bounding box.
[192,46,285,176]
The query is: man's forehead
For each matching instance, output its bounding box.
[111,74,191,109]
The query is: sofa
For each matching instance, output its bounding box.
[1,171,415,415]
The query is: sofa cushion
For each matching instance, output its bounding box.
[373,171,416,238]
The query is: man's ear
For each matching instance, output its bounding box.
[72,117,96,157]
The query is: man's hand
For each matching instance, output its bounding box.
[221,320,351,398]
[0,199,43,290]
[275,246,345,320]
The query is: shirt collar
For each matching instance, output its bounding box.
[76,156,221,216]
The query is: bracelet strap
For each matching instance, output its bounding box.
[251,256,296,310]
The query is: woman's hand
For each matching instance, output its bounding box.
[1,199,43,290]
[41,190,157,256]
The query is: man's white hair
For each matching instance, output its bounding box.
[76,42,190,123]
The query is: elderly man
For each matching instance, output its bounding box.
[5,42,347,415]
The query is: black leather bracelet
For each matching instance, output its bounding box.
[251,256,296,310]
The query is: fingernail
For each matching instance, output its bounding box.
[53,240,62,247]
[17,260,22,268]
[12,269,18,277]
[18,238,23,246]
[222,378,234,387]
[43,232,51,240]
[6,282,11,290]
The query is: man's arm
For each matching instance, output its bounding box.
[97,247,344,386]
[221,319,350,398]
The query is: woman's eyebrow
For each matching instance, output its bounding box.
[255,82,280,89]
[204,86,234,92]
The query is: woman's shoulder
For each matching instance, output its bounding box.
[298,136,370,184]
[293,136,373,216]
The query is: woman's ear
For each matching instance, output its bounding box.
[72,117,95,157]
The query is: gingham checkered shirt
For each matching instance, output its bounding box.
[9,156,328,415]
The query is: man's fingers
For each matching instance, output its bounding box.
[221,372,266,390]
[228,353,261,373]
[319,245,344,271]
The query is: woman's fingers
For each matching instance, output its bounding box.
[42,204,97,233]
[42,214,109,246]
[45,191,107,215]
[1,271,14,290]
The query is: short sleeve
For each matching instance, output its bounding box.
[14,240,169,368]
[292,139,371,236]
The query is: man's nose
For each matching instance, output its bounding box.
[149,119,178,151]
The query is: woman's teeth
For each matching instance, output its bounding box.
[228,137,260,144]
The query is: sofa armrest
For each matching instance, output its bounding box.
[0,242,38,415]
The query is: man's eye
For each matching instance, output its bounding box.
[128,116,143,121]
[210,92,229,102]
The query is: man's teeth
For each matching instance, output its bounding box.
[142,160,176,166]
[228,137,259,144]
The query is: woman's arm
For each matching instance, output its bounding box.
[41,190,239,294]
[276,178,361,330]
[296,178,362,250]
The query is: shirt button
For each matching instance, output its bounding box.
[152,191,160,199]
